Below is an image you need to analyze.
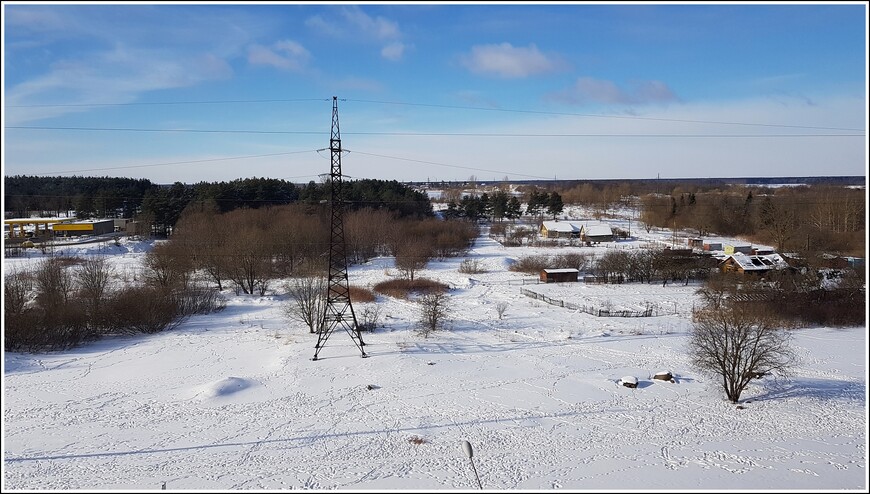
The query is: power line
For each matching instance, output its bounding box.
[7,96,862,133]
[5,98,330,108]
[7,125,863,138]
[7,126,325,135]
[345,98,866,133]
[23,150,320,176]
[346,149,555,180]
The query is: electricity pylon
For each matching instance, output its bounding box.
[313,96,367,360]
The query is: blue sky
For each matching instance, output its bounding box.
[3,2,867,184]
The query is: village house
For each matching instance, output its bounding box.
[719,252,791,275]
[583,224,614,243]
[540,220,583,239]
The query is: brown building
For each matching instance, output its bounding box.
[540,268,579,283]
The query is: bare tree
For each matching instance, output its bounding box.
[34,257,75,307]
[418,290,450,338]
[174,206,226,290]
[4,268,32,316]
[223,223,273,295]
[758,196,798,252]
[76,256,114,327]
[495,301,508,320]
[394,238,432,281]
[358,303,382,331]
[283,276,327,333]
[688,306,797,403]
[142,241,192,290]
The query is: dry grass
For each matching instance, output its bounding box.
[373,278,449,299]
[348,285,376,303]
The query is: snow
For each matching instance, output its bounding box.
[2,221,867,491]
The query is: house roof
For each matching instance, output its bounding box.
[585,224,613,237]
[541,220,581,233]
[722,253,790,271]
[543,268,579,274]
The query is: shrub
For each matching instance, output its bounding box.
[508,255,551,274]
[348,285,377,303]
[458,258,487,274]
[105,286,182,335]
[373,278,449,299]
[358,303,382,332]
[5,303,94,352]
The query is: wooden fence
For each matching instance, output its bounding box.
[520,287,659,317]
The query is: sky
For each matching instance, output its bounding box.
[2,2,868,184]
[2,209,867,491]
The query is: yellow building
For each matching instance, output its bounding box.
[52,219,115,237]
[3,218,68,238]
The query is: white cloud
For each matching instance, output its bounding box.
[381,42,406,62]
[460,43,561,78]
[304,14,341,37]
[307,6,405,62]
[550,77,679,105]
[340,6,400,40]
[247,40,311,72]
[5,46,234,124]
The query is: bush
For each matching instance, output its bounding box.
[373,278,449,299]
[357,303,382,332]
[4,303,94,352]
[105,286,183,335]
[458,258,487,274]
[508,255,551,274]
[348,285,377,303]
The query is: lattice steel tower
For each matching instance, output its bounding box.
[313,97,367,360]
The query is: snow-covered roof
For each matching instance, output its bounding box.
[723,253,790,271]
[543,268,579,274]
[585,224,613,237]
[541,220,581,233]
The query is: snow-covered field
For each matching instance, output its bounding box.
[2,222,867,491]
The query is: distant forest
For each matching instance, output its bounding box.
[4,176,434,234]
[4,174,865,256]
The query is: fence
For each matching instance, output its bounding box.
[520,287,659,317]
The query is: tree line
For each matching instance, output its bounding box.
[442,190,563,222]
[4,175,434,235]
[638,185,865,257]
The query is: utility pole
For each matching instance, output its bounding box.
[313,97,367,360]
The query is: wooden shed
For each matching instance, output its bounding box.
[540,268,579,283]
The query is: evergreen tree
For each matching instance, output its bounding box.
[506,196,522,220]
[547,192,564,219]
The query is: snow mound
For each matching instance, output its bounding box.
[197,376,257,400]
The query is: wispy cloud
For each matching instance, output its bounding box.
[306,6,405,62]
[340,5,400,40]
[549,77,680,105]
[381,42,408,62]
[247,40,312,71]
[6,46,233,124]
[4,5,260,124]
[459,43,563,78]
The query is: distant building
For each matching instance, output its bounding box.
[52,219,114,237]
[584,224,614,243]
[724,244,753,255]
[702,242,723,252]
[540,268,579,283]
[540,220,582,239]
[719,253,791,275]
